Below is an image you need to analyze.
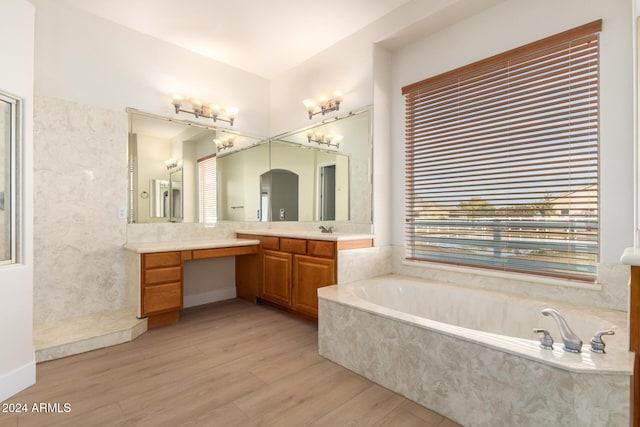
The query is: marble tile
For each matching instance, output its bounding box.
[391,245,629,312]
[126,222,236,243]
[34,308,146,362]
[338,246,392,284]
[33,96,128,324]
[318,296,630,426]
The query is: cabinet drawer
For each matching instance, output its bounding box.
[143,282,182,315]
[260,236,280,250]
[308,240,336,259]
[143,251,182,269]
[144,267,182,285]
[280,238,307,254]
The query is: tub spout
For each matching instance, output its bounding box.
[541,308,583,353]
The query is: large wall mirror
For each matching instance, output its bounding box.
[268,108,371,223]
[127,107,372,224]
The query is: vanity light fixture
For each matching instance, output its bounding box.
[170,94,238,126]
[164,158,179,170]
[302,90,343,119]
[214,136,235,151]
[306,130,342,148]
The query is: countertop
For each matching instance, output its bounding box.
[620,247,640,266]
[124,238,260,254]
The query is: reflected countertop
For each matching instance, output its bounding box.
[235,229,374,242]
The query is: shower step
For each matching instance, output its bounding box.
[34,309,147,362]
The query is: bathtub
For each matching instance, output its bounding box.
[318,274,633,427]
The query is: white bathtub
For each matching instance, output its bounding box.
[318,274,633,426]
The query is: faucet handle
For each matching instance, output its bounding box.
[590,330,615,354]
[533,328,554,350]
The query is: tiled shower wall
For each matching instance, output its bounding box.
[33,96,128,324]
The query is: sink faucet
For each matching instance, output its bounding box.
[319,225,334,233]
[541,308,583,353]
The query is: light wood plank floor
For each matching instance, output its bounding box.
[1,300,461,427]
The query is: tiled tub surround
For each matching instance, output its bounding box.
[318,275,633,426]
[392,246,629,312]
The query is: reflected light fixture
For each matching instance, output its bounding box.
[302,90,343,119]
[164,158,179,170]
[214,136,235,151]
[171,94,238,126]
[306,130,342,148]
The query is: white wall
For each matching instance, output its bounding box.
[31,0,269,137]
[269,0,504,242]
[390,0,634,265]
[29,0,271,325]
[0,0,35,402]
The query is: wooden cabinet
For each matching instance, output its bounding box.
[262,250,293,307]
[292,254,336,318]
[237,235,337,321]
[141,251,183,327]
[234,233,371,321]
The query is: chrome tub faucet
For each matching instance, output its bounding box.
[590,330,615,354]
[319,225,334,233]
[541,308,583,353]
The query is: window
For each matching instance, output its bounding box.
[198,154,217,223]
[403,20,602,281]
[0,91,19,265]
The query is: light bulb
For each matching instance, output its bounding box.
[302,99,316,110]
[189,98,203,107]
[332,90,343,100]
[227,107,239,117]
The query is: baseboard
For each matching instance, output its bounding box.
[0,354,35,403]
[183,287,236,308]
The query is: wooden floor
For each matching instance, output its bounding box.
[1,300,461,427]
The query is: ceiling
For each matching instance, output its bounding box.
[57,0,413,79]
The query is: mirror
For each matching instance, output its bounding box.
[272,108,371,223]
[265,140,350,221]
[216,141,270,221]
[149,178,169,218]
[128,110,266,223]
[169,169,183,222]
[128,107,372,224]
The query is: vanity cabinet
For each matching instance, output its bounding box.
[262,250,293,307]
[141,251,183,327]
[293,252,336,318]
[236,234,337,320]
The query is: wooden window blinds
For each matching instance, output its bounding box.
[402,20,602,281]
[198,154,217,223]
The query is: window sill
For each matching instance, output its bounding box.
[401,259,602,292]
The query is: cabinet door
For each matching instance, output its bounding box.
[262,250,292,307]
[142,282,182,315]
[293,255,336,318]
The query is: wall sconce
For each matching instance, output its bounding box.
[306,130,342,148]
[214,136,235,151]
[302,90,343,119]
[171,94,238,126]
[164,158,179,170]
